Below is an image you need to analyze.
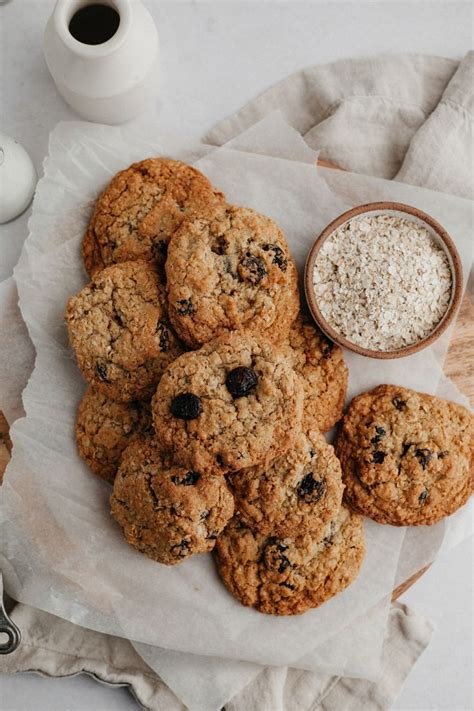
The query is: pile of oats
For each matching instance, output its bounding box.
[312,214,452,351]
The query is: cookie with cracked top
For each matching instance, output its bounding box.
[76,387,153,482]
[165,204,299,348]
[82,158,225,277]
[152,331,304,476]
[228,428,344,537]
[66,260,183,401]
[283,314,348,432]
[335,384,474,526]
[214,506,364,615]
[110,436,234,565]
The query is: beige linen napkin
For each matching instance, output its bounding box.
[1,600,433,711]
[206,52,473,200]
[2,50,473,710]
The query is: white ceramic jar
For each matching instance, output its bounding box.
[43,0,160,124]
[0,133,37,224]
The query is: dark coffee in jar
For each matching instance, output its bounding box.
[69,4,120,45]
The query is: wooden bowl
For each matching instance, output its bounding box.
[304,202,463,359]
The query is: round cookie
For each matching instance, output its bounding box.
[66,260,183,402]
[335,384,474,526]
[166,204,299,349]
[228,429,344,537]
[111,436,234,565]
[152,331,304,476]
[83,158,225,277]
[214,506,364,615]
[76,387,153,482]
[283,314,348,432]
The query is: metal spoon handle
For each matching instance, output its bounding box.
[0,573,21,654]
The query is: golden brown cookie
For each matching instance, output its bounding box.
[283,314,348,432]
[214,506,364,615]
[83,158,225,277]
[166,204,299,349]
[76,387,153,482]
[335,385,474,526]
[65,260,183,401]
[228,429,344,537]
[152,331,304,476]
[111,436,234,565]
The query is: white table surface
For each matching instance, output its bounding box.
[0,1,473,709]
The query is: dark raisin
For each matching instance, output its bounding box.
[373,451,386,464]
[175,298,194,316]
[418,490,429,504]
[371,426,386,446]
[296,473,326,503]
[211,236,227,255]
[171,540,190,557]
[95,362,110,382]
[263,541,291,574]
[392,397,407,411]
[438,450,449,459]
[238,255,267,285]
[401,442,412,457]
[170,393,202,420]
[309,449,316,458]
[156,320,170,352]
[262,243,288,271]
[171,471,201,486]
[322,338,334,357]
[226,367,258,398]
[216,454,224,466]
[415,448,432,470]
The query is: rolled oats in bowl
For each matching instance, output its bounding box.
[310,211,455,353]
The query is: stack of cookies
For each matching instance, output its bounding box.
[66,157,473,616]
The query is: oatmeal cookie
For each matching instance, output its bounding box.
[152,331,304,476]
[229,429,344,537]
[214,506,364,615]
[111,436,234,565]
[82,158,225,277]
[66,261,183,401]
[76,387,153,482]
[335,385,474,526]
[283,314,348,432]
[166,204,299,348]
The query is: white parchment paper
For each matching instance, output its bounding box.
[0,116,472,675]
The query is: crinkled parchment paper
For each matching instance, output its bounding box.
[0,116,472,684]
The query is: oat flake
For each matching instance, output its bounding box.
[312,214,452,351]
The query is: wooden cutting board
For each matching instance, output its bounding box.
[0,159,472,600]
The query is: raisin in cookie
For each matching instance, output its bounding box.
[83,158,225,277]
[76,387,153,482]
[214,506,364,615]
[111,436,234,565]
[66,260,183,401]
[166,204,299,349]
[335,385,474,526]
[152,331,304,476]
[229,429,343,537]
[283,314,348,432]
